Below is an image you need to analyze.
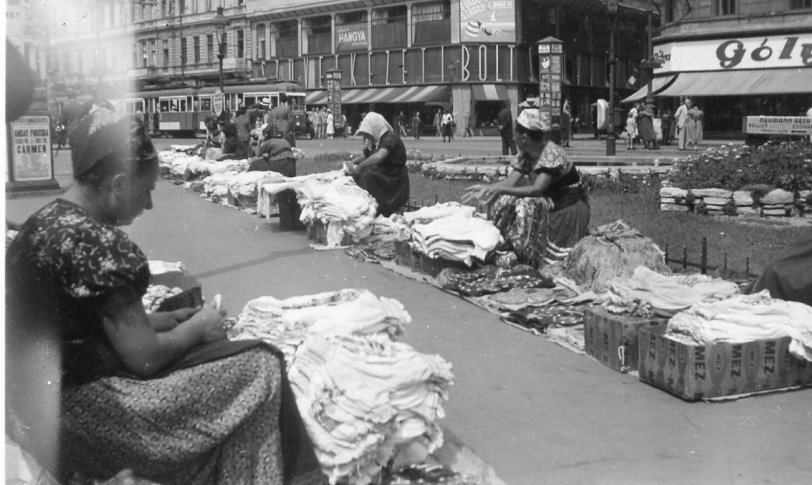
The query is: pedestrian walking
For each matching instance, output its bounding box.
[660,108,673,146]
[686,103,703,151]
[233,105,252,145]
[434,108,443,137]
[397,111,408,137]
[560,100,572,147]
[464,113,474,137]
[626,103,639,150]
[317,107,327,139]
[675,97,691,151]
[496,102,517,155]
[411,112,422,140]
[441,110,454,142]
[638,104,656,150]
[326,109,335,139]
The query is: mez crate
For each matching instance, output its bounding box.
[584,307,668,372]
[638,324,812,401]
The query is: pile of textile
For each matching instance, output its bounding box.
[564,219,670,292]
[396,202,501,266]
[157,150,201,176]
[157,149,252,179]
[200,170,286,207]
[436,264,555,297]
[666,291,812,362]
[263,171,378,247]
[228,289,454,485]
[603,266,741,318]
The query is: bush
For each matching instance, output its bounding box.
[582,170,662,195]
[666,141,812,191]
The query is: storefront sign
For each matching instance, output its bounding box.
[10,116,54,182]
[655,33,812,74]
[744,116,812,135]
[335,23,368,51]
[213,91,224,116]
[460,0,516,43]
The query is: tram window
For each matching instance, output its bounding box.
[178,98,187,111]
[159,99,171,112]
[288,96,304,110]
[200,97,212,111]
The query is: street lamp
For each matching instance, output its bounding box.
[212,6,229,93]
[605,0,618,156]
[640,0,664,148]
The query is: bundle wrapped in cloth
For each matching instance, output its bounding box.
[564,219,670,292]
[228,289,454,485]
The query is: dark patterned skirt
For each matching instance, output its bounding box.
[59,347,284,485]
[489,185,590,268]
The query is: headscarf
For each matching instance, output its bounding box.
[69,107,156,178]
[258,138,293,162]
[355,112,393,144]
[516,108,551,132]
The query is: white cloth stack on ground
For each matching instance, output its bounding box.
[228,289,453,485]
[403,202,477,225]
[410,212,502,266]
[263,171,378,246]
[603,266,741,317]
[666,290,812,362]
[227,171,286,200]
[157,150,201,176]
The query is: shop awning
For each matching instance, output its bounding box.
[656,68,812,97]
[471,84,509,101]
[338,86,450,104]
[306,90,328,105]
[620,75,677,104]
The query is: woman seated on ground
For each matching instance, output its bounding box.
[347,111,410,217]
[217,122,249,160]
[249,138,296,177]
[461,108,590,268]
[5,109,322,485]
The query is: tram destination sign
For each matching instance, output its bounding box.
[744,116,812,135]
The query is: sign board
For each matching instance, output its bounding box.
[654,33,812,74]
[325,70,344,129]
[213,91,225,116]
[743,116,812,135]
[10,116,54,183]
[335,23,368,51]
[460,0,516,43]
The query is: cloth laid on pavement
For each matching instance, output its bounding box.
[603,266,740,318]
[228,289,453,485]
[666,290,812,362]
[435,265,554,297]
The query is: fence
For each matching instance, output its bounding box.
[664,236,758,278]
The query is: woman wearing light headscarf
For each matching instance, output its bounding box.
[347,112,410,217]
[462,108,590,268]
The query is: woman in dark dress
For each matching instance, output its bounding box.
[462,108,590,268]
[5,108,322,485]
[348,112,410,217]
[218,122,249,160]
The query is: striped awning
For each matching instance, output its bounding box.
[656,68,812,97]
[306,90,328,105]
[471,84,509,101]
[336,85,449,104]
[621,75,677,104]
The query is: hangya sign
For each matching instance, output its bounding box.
[654,33,812,74]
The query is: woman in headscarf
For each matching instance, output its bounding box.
[6,108,323,485]
[347,112,410,217]
[218,122,249,160]
[462,108,590,268]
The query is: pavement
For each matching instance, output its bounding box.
[7,135,812,485]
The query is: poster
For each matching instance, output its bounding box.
[744,116,812,135]
[11,116,54,182]
[335,23,368,52]
[460,0,515,43]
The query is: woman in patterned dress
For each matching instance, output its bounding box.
[462,108,590,268]
[6,108,322,485]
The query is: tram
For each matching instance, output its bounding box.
[115,82,307,137]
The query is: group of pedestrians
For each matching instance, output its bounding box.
[623,97,702,151]
[309,107,345,139]
[674,97,704,150]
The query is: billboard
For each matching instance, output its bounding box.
[460,0,515,43]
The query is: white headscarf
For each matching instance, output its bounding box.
[356,112,394,144]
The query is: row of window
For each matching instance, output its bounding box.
[662,0,811,23]
[91,0,247,28]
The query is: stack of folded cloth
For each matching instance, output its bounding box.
[410,212,501,266]
[228,289,454,485]
[603,266,741,318]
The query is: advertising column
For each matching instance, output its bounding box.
[326,69,344,131]
[537,37,563,129]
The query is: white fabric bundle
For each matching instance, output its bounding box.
[227,171,286,198]
[157,150,202,176]
[403,201,476,225]
[410,213,502,266]
[604,266,740,317]
[187,158,250,176]
[666,290,812,362]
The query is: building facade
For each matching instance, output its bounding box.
[46,0,653,135]
[643,0,812,136]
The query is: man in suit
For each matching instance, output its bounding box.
[675,97,691,150]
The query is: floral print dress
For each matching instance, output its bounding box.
[6,199,289,484]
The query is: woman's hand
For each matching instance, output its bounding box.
[462,184,501,205]
[149,307,200,332]
[186,304,228,343]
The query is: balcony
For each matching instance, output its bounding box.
[306,33,332,55]
[371,22,407,49]
[277,38,299,58]
[412,19,450,45]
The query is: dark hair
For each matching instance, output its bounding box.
[73,117,156,188]
[221,122,238,138]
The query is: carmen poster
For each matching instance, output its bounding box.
[11,116,53,182]
[460,0,516,43]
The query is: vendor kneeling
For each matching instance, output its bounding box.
[249,138,296,177]
[346,112,410,217]
[462,108,590,268]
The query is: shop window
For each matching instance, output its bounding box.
[716,0,736,15]
[237,30,244,58]
[791,0,812,8]
[413,1,450,45]
[257,24,266,59]
[371,6,407,49]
